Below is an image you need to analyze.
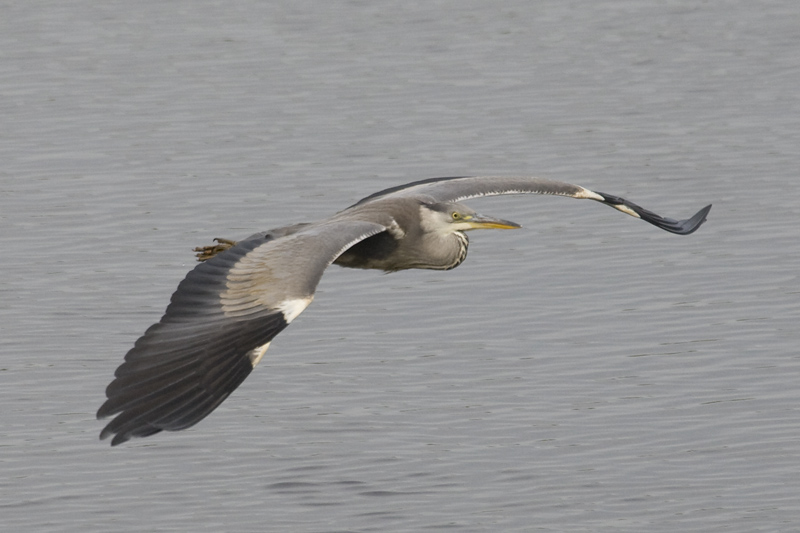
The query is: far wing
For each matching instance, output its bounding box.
[98,220,386,445]
[353,176,711,235]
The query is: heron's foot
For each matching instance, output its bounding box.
[193,238,237,262]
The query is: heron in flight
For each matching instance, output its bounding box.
[98,176,711,445]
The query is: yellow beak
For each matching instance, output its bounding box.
[465,214,521,230]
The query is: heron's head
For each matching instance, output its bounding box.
[421,202,521,234]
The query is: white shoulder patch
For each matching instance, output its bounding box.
[576,186,641,218]
[574,187,606,201]
[247,342,271,368]
[276,296,313,324]
[387,217,405,239]
[610,203,641,218]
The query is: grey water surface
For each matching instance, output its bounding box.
[1,1,798,531]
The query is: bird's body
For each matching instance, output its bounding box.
[98,176,711,445]
[333,198,475,271]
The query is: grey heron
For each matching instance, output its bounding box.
[98,176,711,445]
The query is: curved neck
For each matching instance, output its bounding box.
[420,230,468,271]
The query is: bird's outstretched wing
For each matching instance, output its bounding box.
[98,220,386,445]
[353,176,711,235]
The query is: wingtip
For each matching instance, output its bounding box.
[594,191,712,235]
[642,205,709,235]
[98,427,113,443]
[678,203,712,235]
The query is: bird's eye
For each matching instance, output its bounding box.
[452,212,460,220]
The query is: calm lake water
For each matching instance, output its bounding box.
[2,1,799,531]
